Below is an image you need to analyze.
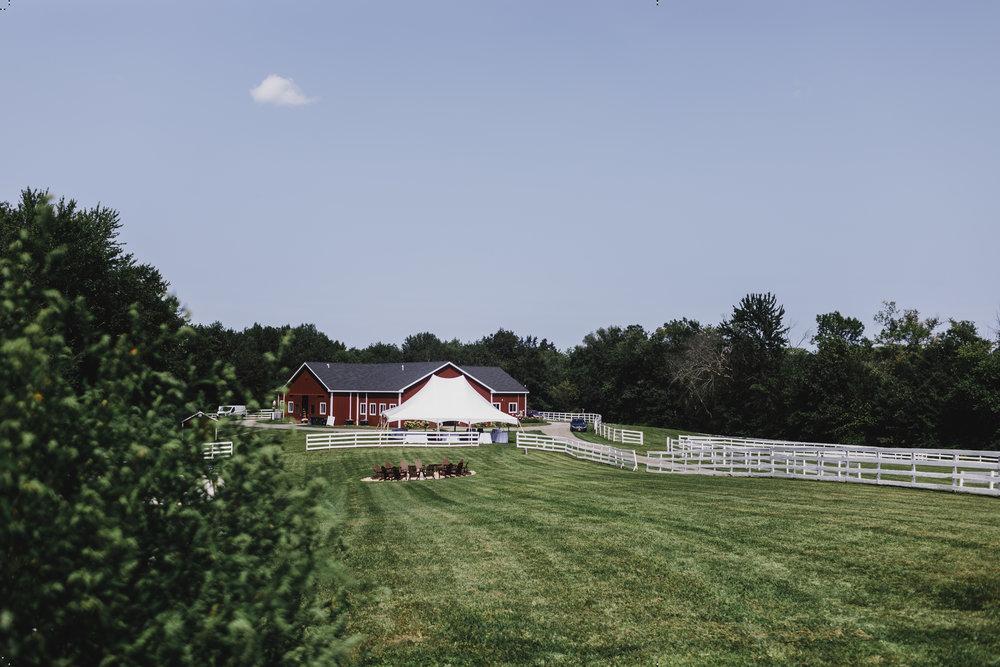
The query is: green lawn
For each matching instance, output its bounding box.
[268,429,1000,665]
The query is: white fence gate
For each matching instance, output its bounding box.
[646,435,1000,497]
[593,420,644,446]
[306,430,486,451]
[203,441,234,459]
[517,433,639,471]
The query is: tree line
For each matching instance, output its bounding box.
[6,187,994,450]
[198,293,1000,452]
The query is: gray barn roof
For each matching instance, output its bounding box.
[297,361,529,393]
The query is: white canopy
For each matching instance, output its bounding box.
[381,374,520,425]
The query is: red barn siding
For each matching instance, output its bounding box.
[283,362,527,425]
[285,368,328,419]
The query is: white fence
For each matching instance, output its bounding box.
[646,435,1000,497]
[517,432,639,471]
[594,420,644,446]
[538,412,602,424]
[537,412,644,447]
[251,409,279,421]
[203,441,234,459]
[306,430,486,451]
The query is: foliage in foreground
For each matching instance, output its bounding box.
[0,198,353,664]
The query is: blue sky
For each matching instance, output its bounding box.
[2,1,998,348]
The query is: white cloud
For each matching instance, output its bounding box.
[249,74,314,107]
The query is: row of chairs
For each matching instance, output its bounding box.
[372,457,470,481]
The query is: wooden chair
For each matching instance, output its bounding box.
[408,462,418,479]
[414,459,424,479]
[399,460,409,480]
[372,464,382,480]
[391,465,402,481]
[455,459,465,476]
[425,463,438,478]
[441,457,453,477]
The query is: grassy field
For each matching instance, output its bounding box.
[266,428,1000,665]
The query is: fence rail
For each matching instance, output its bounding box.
[537,412,644,446]
[517,433,638,471]
[594,420,644,446]
[646,435,1000,497]
[673,435,1000,463]
[251,409,279,421]
[537,412,601,424]
[203,441,234,459]
[306,430,485,451]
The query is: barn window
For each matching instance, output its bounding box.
[493,403,501,411]
[287,401,294,415]
[508,402,517,413]
[379,403,386,414]
[370,402,376,415]
[389,404,396,409]
[359,402,367,416]
[319,402,327,415]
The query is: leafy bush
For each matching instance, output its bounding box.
[0,197,354,664]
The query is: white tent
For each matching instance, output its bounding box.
[380,374,520,425]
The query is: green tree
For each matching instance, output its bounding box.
[718,292,790,436]
[785,312,874,443]
[0,189,185,384]
[0,197,353,665]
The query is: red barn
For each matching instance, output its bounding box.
[282,361,528,425]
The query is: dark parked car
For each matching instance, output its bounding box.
[570,417,587,432]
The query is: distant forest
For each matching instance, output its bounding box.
[5,189,999,449]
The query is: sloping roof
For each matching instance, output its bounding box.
[181,411,218,425]
[459,366,530,393]
[381,375,520,425]
[295,361,528,393]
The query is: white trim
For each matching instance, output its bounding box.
[369,402,376,416]
[288,400,294,415]
[359,401,367,416]
[285,362,334,391]
[508,402,518,414]
[319,402,327,415]
[379,402,387,415]
[396,362,462,393]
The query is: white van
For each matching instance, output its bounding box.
[216,405,248,418]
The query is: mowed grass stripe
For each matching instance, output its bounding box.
[275,434,1000,664]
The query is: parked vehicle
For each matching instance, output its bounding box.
[216,405,247,418]
[570,417,587,432]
